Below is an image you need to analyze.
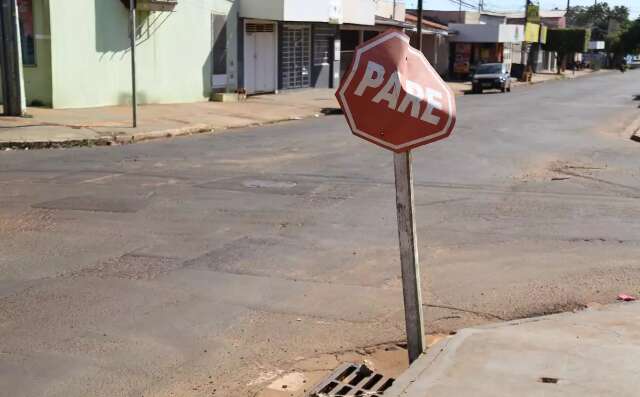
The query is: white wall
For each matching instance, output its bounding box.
[449,23,499,42]
[240,0,284,20]
[479,14,506,25]
[239,0,375,25]
[342,0,376,25]
[284,0,332,22]
[498,25,524,43]
[449,23,523,43]
[375,0,405,21]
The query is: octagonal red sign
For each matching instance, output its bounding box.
[336,30,456,153]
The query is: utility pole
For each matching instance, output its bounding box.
[479,0,484,11]
[416,0,423,52]
[566,0,570,11]
[458,0,463,23]
[521,0,531,71]
[0,0,26,116]
[129,0,137,128]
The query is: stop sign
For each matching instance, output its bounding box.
[336,30,456,153]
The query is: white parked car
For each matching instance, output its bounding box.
[471,63,512,94]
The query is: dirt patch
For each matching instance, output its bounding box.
[514,159,610,183]
[0,209,56,234]
[65,253,184,281]
[254,336,447,397]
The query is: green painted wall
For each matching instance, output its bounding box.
[48,0,232,109]
[24,0,52,106]
[0,0,52,106]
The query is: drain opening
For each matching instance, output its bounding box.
[362,374,383,390]
[539,377,559,384]
[309,363,395,397]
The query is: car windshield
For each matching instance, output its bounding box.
[476,64,503,74]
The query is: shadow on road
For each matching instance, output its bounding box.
[463,90,504,96]
[321,107,343,115]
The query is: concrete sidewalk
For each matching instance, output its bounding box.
[0,69,602,148]
[447,69,600,95]
[0,89,339,147]
[386,302,640,397]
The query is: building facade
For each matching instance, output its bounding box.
[234,0,407,95]
[11,0,233,109]
[448,23,524,77]
[505,10,566,29]
[416,10,507,26]
[506,10,563,73]
[405,13,449,76]
[7,0,409,108]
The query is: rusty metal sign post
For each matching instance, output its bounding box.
[336,26,456,363]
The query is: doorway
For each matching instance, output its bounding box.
[244,22,276,94]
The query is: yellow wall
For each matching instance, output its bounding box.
[525,23,540,43]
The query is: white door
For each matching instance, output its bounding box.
[244,23,276,94]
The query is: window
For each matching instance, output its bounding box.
[18,0,35,66]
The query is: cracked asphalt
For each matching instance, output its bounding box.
[1,70,640,397]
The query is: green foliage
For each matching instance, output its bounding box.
[545,28,591,55]
[566,2,630,41]
[606,18,640,57]
[620,18,640,54]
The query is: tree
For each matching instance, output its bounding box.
[605,17,639,65]
[566,3,630,41]
[545,29,590,73]
[621,18,640,54]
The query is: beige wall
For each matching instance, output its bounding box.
[375,0,405,21]
[422,34,449,76]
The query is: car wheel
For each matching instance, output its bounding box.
[501,86,506,93]
[507,84,511,92]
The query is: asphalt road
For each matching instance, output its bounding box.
[1,70,640,397]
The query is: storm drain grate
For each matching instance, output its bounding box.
[309,363,395,396]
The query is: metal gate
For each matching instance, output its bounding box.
[281,24,311,89]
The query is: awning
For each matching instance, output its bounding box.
[374,15,414,30]
[404,14,449,36]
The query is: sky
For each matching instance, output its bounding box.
[404,0,640,18]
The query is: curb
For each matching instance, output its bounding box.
[0,115,322,150]
[625,110,640,142]
[112,123,214,144]
[0,138,113,151]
